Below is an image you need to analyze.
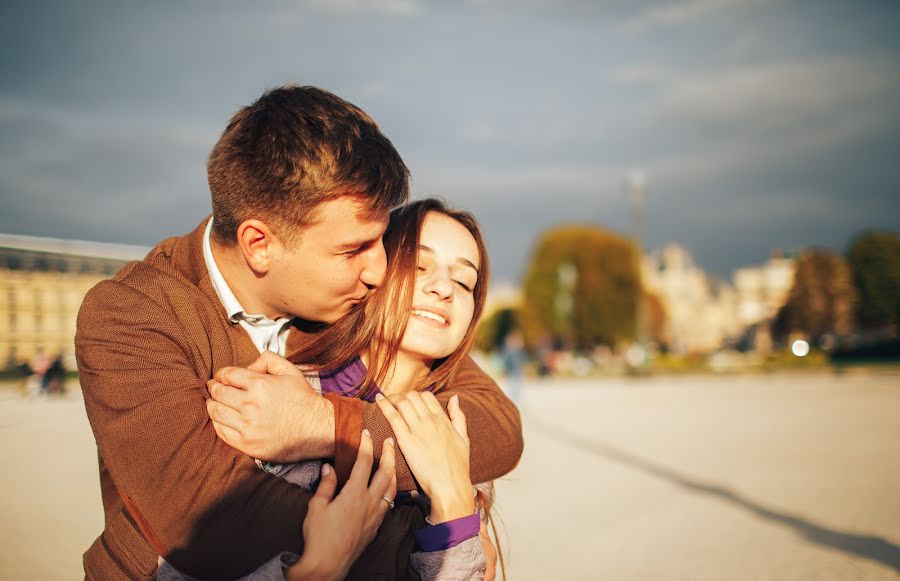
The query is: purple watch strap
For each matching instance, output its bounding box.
[414,513,481,552]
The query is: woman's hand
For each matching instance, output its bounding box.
[375,392,475,524]
[286,429,397,581]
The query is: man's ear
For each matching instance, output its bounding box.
[236,220,279,274]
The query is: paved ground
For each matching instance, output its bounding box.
[498,370,900,580]
[1,371,899,580]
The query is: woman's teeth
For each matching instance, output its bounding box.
[412,309,447,325]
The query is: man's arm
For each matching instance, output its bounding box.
[209,354,523,491]
[78,280,317,578]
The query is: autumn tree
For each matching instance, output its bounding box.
[520,225,642,350]
[475,307,520,353]
[773,248,856,345]
[846,231,900,330]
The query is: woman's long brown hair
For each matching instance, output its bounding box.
[287,197,490,395]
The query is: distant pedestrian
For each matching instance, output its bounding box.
[502,331,526,405]
[42,355,66,395]
[27,351,50,397]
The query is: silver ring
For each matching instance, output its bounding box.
[381,496,395,509]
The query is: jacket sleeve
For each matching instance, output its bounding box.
[330,357,524,490]
[76,280,313,579]
[411,536,487,581]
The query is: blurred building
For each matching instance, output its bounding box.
[643,244,740,354]
[484,280,522,318]
[730,250,797,353]
[733,250,797,328]
[0,233,148,370]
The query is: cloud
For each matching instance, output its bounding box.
[300,0,421,15]
[458,120,502,144]
[415,162,622,198]
[0,99,214,243]
[618,0,776,35]
[603,57,900,186]
[609,64,674,86]
[658,58,894,125]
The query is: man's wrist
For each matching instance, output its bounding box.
[316,396,336,457]
[287,397,336,461]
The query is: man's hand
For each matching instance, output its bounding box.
[206,351,335,462]
[286,431,397,581]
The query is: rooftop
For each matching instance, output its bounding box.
[0,233,149,262]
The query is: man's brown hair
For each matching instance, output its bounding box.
[207,85,410,245]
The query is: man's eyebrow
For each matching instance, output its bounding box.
[419,244,479,274]
[337,236,378,250]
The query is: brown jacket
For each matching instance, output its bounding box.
[75,219,523,580]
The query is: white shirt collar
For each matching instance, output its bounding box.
[202,218,247,324]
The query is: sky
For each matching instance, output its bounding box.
[1,0,899,283]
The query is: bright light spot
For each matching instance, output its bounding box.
[791,340,810,357]
[625,345,647,367]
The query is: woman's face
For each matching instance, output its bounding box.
[399,211,481,363]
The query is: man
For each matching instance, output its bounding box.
[76,85,523,580]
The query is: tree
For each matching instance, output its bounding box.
[520,225,641,350]
[475,307,520,353]
[773,248,856,345]
[846,231,900,330]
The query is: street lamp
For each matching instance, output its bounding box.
[554,261,578,346]
[625,169,648,367]
[625,169,647,255]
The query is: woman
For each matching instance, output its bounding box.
[280,197,498,579]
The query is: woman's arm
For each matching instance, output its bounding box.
[376,392,488,581]
[376,392,474,522]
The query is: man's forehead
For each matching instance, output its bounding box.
[316,195,388,221]
[334,221,388,249]
[304,196,385,226]
[299,197,385,246]
[345,205,389,237]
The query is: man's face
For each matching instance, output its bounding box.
[267,196,389,323]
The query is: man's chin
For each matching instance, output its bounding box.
[319,306,357,325]
[294,300,362,325]
[290,310,341,326]
[302,313,341,326]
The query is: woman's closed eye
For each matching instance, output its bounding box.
[454,279,473,292]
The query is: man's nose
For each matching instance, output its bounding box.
[359,240,387,288]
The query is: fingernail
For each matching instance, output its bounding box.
[386,437,394,446]
[322,463,331,476]
[362,429,370,438]
[375,393,384,401]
